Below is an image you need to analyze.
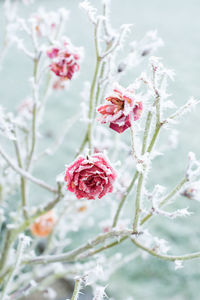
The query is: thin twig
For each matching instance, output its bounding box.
[13,128,28,219]
[112,172,138,228]
[0,236,25,300]
[140,177,188,225]
[71,279,82,300]
[0,145,57,194]
[23,229,133,265]
[131,238,200,262]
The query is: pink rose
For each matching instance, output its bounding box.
[97,83,143,133]
[64,153,117,200]
[47,40,81,80]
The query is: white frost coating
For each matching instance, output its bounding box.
[92,285,108,300]
[186,152,200,181]
[0,107,16,140]
[174,260,184,270]
[79,1,98,25]
[153,207,192,220]
[181,181,200,201]
[153,237,170,254]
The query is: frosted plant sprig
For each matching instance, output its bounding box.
[30,7,69,42]
[151,206,192,220]
[130,55,196,232]
[0,0,18,63]
[163,97,199,124]
[0,187,63,278]
[79,1,98,25]
[4,0,18,23]
[122,30,163,71]
[0,107,15,141]
[132,61,163,233]
[0,234,28,300]
[131,236,200,263]
[22,229,134,265]
[0,144,57,193]
[77,1,134,156]
[149,184,166,202]
[12,34,35,59]
[16,8,69,55]
[70,277,83,300]
[102,0,114,44]
[186,152,200,181]
[92,285,108,300]
[101,24,132,60]
[17,17,32,36]
[141,176,188,225]
[0,160,19,203]
[111,68,158,229]
[75,13,102,155]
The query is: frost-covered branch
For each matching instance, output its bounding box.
[0,145,57,194]
[131,237,200,262]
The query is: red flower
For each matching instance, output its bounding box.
[97,83,143,133]
[31,211,57,238]
[47,39,81,80]
[64,153,117,200]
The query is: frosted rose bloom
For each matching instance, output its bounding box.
[97,83,143,133]
[64,153,117,200]
[31,211,57,237]
[47,39,81,80]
